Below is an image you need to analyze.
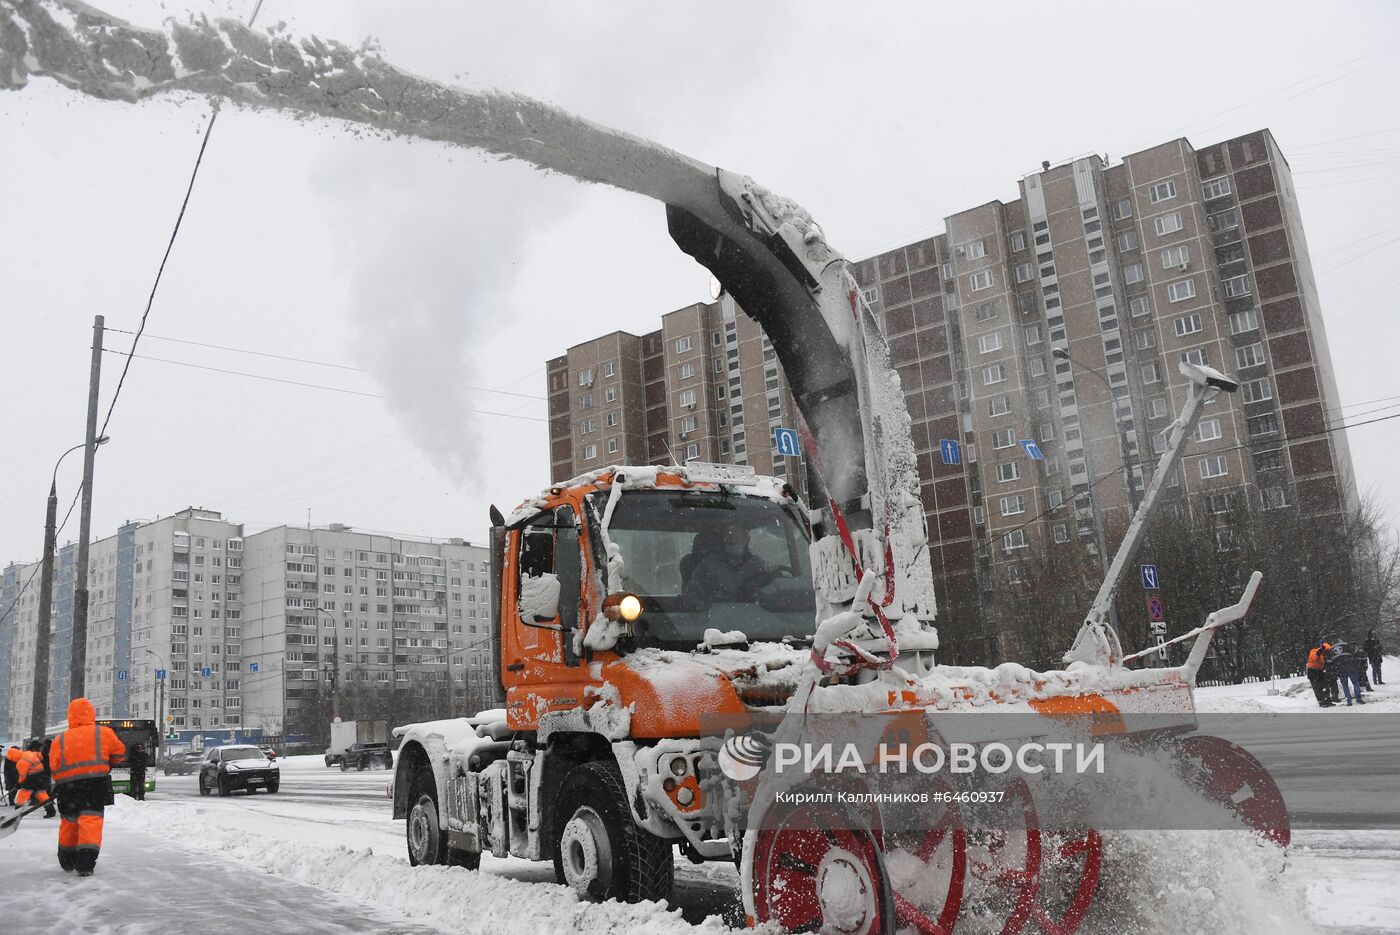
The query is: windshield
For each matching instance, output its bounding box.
[221,747,266,762]
[598,488,815,649]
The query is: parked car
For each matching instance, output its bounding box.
[339,742,393,771]
[199,744,281,796]
[161,750,201,776]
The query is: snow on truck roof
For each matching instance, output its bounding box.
[504,463,793,525]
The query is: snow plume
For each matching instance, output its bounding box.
[311,147,576,484]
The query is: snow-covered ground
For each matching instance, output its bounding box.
[5,668,1397,935]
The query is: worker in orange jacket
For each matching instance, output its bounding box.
[1306,642,1333,707]
[5,740,56,817]
[48,697,125,876]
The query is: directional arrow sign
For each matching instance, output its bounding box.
[155,669,166,680]
[773,427,800,457]
[200,667,212,678]
[249,662,259,674]
[1140,564,1160,590]
[116,670,128,681]
[1019,439,1044,460]
[938,439,961,465]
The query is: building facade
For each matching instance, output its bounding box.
[0,509,497,744]
[548,296,809,498]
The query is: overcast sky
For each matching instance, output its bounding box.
[2,0,1398,566]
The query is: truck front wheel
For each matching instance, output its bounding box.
[552,760,673,904]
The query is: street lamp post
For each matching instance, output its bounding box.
[144,648,166,759]
[31,436,110,739]
[314,607,345,720]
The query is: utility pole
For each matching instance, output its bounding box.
[30,485,59,739]
[70,315,105,697]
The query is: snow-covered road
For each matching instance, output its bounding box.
[4,669,1396,934]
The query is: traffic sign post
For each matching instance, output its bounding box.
[200,666,212,678]
[1147,595,1166,623]
[1140,564,1160,590]
[249,662,259,674]
[116,670,127,681]
[938,439,961,465]
[1019,439,1044,460]
[155,668,166,680]
[1155,634,1168,662]
[773,427,800,458]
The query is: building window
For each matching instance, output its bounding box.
[996,461,1020,482]
[983,363,1007,385]
[1167,279,1197,303]
[978,331,1003,354]
[578,368,593,386]
[681,415,698,434]
[1199,455,1228,479]
[1148,180,1177,203]
[1029,357,1046,377]
[602,361,616,378]
[679,389,697,407]
[1003,529,1028,552]
[1112,198,1133,220]
[1262,486,1288,510]
[579,418,596,434]
[1209,208,1239,232]
[606,437,620,454]
[605,411,619,427]
[1052,523,1069,544]
[1154,212,1184,237]
[969,270,994,291]
[1198,418,1222,441]
[1255,450,1284,472]
[604,387,617,403]
[583,444,597,460]
[1223,275,1252,298]
[1039,422,1056,441]
[1142,363,1162,386]
[1134,329,1157,350]
[1201,176,1232,200]
[992,428,1016,449]
[579,393,593,410]
[684,443,699,460]
[974,301,999,322]
[1126,295,1149,319]
[1035,388,1051,409]
[1236,343,1265,369]
[1000,495,1026,516]
[1010,232,1027,252]
[1209,492,1235,515]
[1182,349,1207,366]
[1124,263,1144,284]
[675,336,693,353]
[1174,314,1203,337]
[1117,230,1140,252]
[988,395,1011,417]
[962,239,987,259]
[1242,378,1273,403]
[1160,245,1190,269]
[1022,324,1042,347]
[1249,414,1280,437]
[1229,309,1259,334]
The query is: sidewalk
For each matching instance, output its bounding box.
[1,810,448,935]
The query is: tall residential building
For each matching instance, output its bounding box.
[545,128,1354,665]
[0,509,496,743]
[548,297,809,498]
[852,127,1355,659]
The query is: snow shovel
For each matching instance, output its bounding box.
[0,799,52,841]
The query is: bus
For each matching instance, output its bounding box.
[45,718,160,796]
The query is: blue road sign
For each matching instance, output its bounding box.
[155,669,166,680]
[200,666,212,678]
[1147,595,1166,623]
[117,670,127,681]
[1140,564,1160,590]
[773,427,801,457]
[938,438,961,465]
[249,662,260,674]
[1019,439,1044,460]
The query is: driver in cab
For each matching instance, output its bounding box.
[684,526,780,604]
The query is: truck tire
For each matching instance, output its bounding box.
[406,765,449,867]
[552,760,673,904]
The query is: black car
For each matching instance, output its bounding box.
[161,750,201,776]
[339,742,393,771]
[199,744,281,796]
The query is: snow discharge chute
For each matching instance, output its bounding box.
[4,4,1295,933]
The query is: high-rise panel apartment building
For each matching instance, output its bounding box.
[547,128,1354,665]
[548,297,808,496]
[0,509,497,743]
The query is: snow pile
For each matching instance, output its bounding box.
[1194,658,1400,714]
[517,572,560,622]
[106,796,739,934]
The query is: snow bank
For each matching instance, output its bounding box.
[1194,658,1400,714]
[106,796,738,934]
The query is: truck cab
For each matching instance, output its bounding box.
[392,464,825,901]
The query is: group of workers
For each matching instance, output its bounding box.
[1306,631,1386,707]
[2,697,130,876]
